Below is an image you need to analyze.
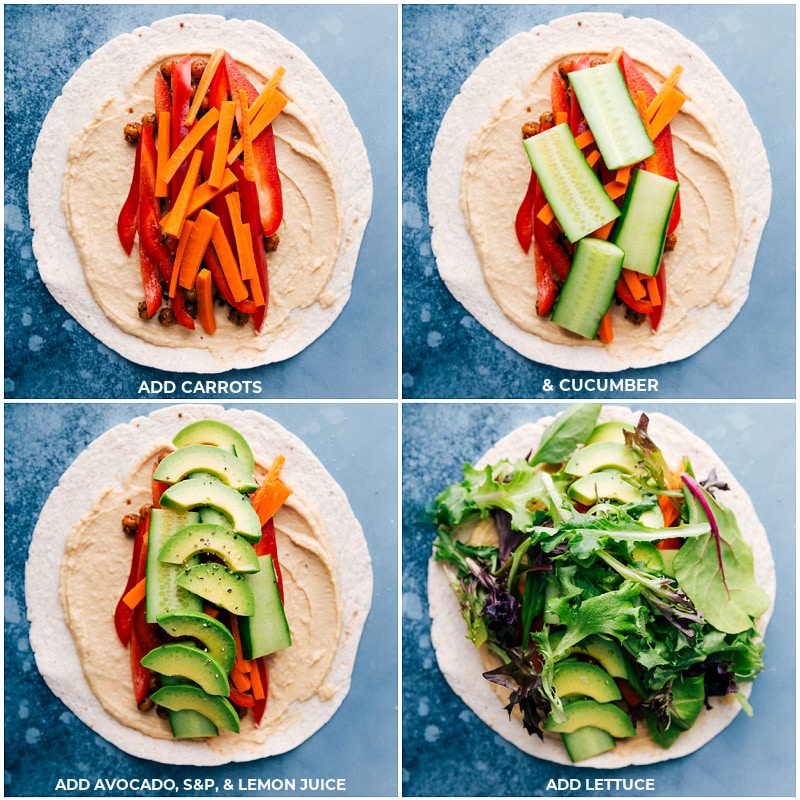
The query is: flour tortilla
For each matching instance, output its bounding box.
[428,407,775,767]
[29,14,372,372]
[26,405,372,765]
[428,13,770,371]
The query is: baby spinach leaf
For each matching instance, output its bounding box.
[532,403,601,465]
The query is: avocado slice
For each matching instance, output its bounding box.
[570,636,630,680]
[150,684,240,734]
[561,726,616,762]
[176,562,256,616]
[172,420,255,472]
[568,470,643,505]
[140,643,230,695]
[585,420,635,446]
[167,708,219,739]
[543,699,635,738]
[159,478,262,541]
[564,441,639,477]
[631,541,665,572]
[159,523,261,574]
[154,445,257,492]
[552,659,622,703]
[157,610,236,673]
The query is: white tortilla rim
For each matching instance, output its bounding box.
[428,406,776,768]
[428,13,771,371]
[25,404,372,765]
[29,14,372,373]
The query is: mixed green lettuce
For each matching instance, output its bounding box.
[432,406,768,752]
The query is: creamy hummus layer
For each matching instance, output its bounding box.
[61,53,342,361]
[460,54,738,357]
[59,448,342,751]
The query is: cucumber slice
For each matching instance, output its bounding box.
[523,123,620,242]
[568,63,655,169]
[550,238,624,339]
[611,169,679,276]
[146,508,202,623]
[239,555,292,660]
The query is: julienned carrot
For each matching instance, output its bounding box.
[603,180,628,201]
[536,203,555,226]
[597,309,613,343]
[210,222,249,303]
[209,101,237,189]
[646,65,683,122]
[196,269,216,335]
[183,169,239,219]
[227,89,288,163]
[248,66,286,122]
[155,111,171,197]
[622,269,648,300]
[574,129,595,149]
[178,209,218,290]
[249,656,265,701]
[230,665,252,693]
[242,224,265,307]
[161,149,204,238]
[122,577,147,610]
[592,219,615,241]
[647,88,685,140]
[238,89,256,182]
[554,110,568,126]
[169,219,195,298]
[658,493,680,528]
[185,48,226,127]
[161,107,220,185]
[646,274,662,307]
[586,149,601,168]
[605,46,624,63]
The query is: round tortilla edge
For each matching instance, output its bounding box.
[25,404,373,765]
[427,406,776,768]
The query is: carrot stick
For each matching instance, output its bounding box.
[646,274,662,307]
[646,65,684,122]
[248,66,286,122]
[622,268,648,301]
[178,209,218,290]
[209,222,249,303]
[169,219,194,298]
[574,129,595,149]
[554,110,568,126]
[605,46,624,63]
[196,268,216,334]
[230,665,252,692]
[161,107,220,185]
[183,169,239,219]
[161,149,204,238]
[603,180,628,201]
[592,219,616,241]
[155,111,171,197]
[648,88,686,140]
[249,657,265,701]
[536,203,555,226]
[209,101,236,189]
[597,309,614,343]
[227,90,288,163]
[238,90,256,182]
[122,577,147,610]
[586,149,601,168]
[185,48,226,127]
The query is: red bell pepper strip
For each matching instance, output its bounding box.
[254,517,284,602]
[618,52,681,234]
[252,657,269,725]
[138,245,163,318]
[117,136,141,255]
[550,70,569,118]
[533,236,555,316]
[129,621,153,705]
[567,55,592,137]
[113,509,149,646]
[224,53,284,237]
[514,169,537,253]
[231,158,270,330]
[154,71,171,116]
[169,56,194,203]
[649,261,667,331]
[207,57,230,112]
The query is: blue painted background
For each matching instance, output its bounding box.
[6,402,398,797]
[402,4,795,399]
[4,4,398,400]
[402,402,795,796]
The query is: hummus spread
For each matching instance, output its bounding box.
[429,14,770,371]
[428,407,776,768]
[59,448,341,749]
[62,58,342,359]
[30,15,373,373]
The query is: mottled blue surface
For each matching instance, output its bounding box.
[402,5,795,399]
[4,5,398,400]
[402,402,795,796]
[5,402,397,797]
